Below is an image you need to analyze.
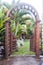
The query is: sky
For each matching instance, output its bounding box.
[2,0,42,22]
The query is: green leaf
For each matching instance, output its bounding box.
[0,28,5,33]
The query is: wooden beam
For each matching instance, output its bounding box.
[35,22,40,57]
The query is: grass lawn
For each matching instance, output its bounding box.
[11,39,35,56]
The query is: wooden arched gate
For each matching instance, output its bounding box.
[5,3,41,58]
[5,21,17,58]
[30,21,40,57]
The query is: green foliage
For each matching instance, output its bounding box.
[0,5,10,42]
[27,26,33,37]
[0,7,4,19]
[11,20,16,32]
[16,24,23,37]
[14,11,31,24]
[11,10,35,38]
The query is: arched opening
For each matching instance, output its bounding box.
[5,3,40,57]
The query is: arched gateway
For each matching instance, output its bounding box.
[5,3,40,58]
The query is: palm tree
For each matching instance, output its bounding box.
[11,10,35,38]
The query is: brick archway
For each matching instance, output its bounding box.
[5,3,40,58]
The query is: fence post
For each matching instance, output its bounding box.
[35,21,40,57]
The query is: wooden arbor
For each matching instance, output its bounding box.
[30,21,40,58]
[5,3,40,58]
[5,21,17,58]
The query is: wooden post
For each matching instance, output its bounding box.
[5,21,11,58]
[35,21,40,57]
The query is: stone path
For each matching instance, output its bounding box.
[12,56,41,65]
[0,56,41,65]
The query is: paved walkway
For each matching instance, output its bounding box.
[12,56,41,65]
[0,56,41,65]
